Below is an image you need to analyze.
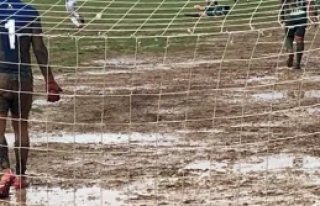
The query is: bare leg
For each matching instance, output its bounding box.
[0,114,9,171]
[294,35,304,69]
[11,119,29,176]
[285,28,294,68]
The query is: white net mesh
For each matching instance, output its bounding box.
[4,0,320,205]
[24,0,282,36]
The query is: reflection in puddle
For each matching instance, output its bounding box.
[5,132,175,145]
[185,154,320,173]
[8,179,155,206]
[252,91,284,101]
[10,186,126,206]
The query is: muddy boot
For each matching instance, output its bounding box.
[0,169,15,198]
[14,175,29,190]
[287,54,294,68]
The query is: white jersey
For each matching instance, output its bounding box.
[65,0,82,27]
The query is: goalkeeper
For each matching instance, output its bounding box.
[185,0,231,17]
[279,0,318,69]
[0,0,62,197]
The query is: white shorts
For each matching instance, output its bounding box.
[66,0,77,13]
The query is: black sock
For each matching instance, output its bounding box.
[0,138,10,170]
[296,42,304,64]
[184,13,200,17]
[15,143,29,175]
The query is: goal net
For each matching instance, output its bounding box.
[7,0,320,205]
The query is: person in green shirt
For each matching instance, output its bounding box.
[185,0,231,17]
[279,0,317,69]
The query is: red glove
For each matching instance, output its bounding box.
[46,77,62,102]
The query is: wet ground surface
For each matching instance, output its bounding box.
[2,32,320,205]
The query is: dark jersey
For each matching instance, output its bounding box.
[282,0,308,25]
[315,0,320,13]
[205,5,228,16]
[0,0,42,76]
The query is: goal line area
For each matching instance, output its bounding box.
[3,0,320,206]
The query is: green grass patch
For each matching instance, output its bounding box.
[22,0,280,68]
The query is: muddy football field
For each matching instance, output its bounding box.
[1,29,318,206]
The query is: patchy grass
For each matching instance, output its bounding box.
[22,0,281,70]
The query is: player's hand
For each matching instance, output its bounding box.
[46,77,62,102]
[194,5,201,9]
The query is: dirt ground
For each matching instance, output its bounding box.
[4,30,320,205]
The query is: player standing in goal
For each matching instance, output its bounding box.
[0,0,62,197]
[279,0,318,69]
[66,0,85,28]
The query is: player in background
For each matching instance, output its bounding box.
[66,0,85,28]
[0,0,62,197]
[310,0,320,21]
[279,0,317,69]
[185,0,231,17]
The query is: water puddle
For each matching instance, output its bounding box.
[306,107,320,115]
[5,132,175,145]
[98,58,145,66]
[252,91,285,101]
[10,186,126,206]
[303,75,320,82]
[231,121,290,128]
[305,90,320,98]
[185,160,227,172]
[32,99,62,107]
[7,178,156,206]
[185,154,320,173]
[176,128,224,134]
[85,70,133,75]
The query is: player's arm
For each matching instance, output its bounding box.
[194,5,206,11]
[30,16,62,102]
[30,18,52,80]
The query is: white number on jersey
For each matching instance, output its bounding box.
[4,19,16,50]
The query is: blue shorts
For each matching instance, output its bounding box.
[0,73,33,118]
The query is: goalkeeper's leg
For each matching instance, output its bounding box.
[0,117,13,198]
[66,0,84,28]
[293,26,306,70]
[11,77,33,190]
[0,74,16,198]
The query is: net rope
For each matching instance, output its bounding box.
[3,0,320,205]
[21,0,304,37]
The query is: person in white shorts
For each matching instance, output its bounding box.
[66,0,85,28]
